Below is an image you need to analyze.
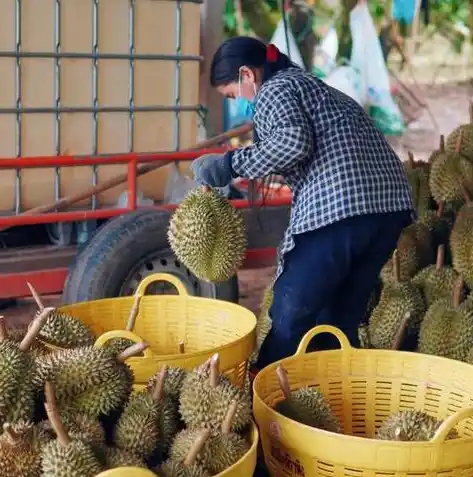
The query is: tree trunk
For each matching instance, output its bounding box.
[336,0,358,61]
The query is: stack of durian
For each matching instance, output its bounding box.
[351,102,473,363]
[0,298,253,476]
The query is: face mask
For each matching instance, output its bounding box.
[235,67,257,119]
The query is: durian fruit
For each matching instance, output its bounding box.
[450,201,473,289]
[358,323,371,348]
[99,446,147,469]
[418,201,455,259]
[250,281,273,364]
[369,250,426,349]
[114,366,178,460]
[179,354,252,432]
[418,276,473,361]
[403,151,432,215]
[5,324,49,358]
[146,347,188,402]
[159,429,211,477]
[274,365,341,432]
[412,245,463,307]
[168,186,247,283]
[446,101,473,160]
[34,341,147,418]
[0,309,52,426]
[103,295,144,355]
[41,382,103,477]
[429,131,473,203]
[0,420,52,477]
[39,412,105,453]
[171,401,249,474]
[27,283,95,348]
[376,409,458,441]
[380,223,433,283]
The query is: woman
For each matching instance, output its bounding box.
[192,36,413,368]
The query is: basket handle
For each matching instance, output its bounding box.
[94,330,154,358]
[135,273,189,297]
[431,406,473,442]
[295,325,352,356]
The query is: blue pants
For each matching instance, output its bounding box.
[256,211,412,368]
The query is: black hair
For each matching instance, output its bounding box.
[210,36,295,87]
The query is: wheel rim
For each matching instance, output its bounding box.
[119,250,203,296]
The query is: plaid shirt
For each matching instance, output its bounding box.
[230,67,413,279]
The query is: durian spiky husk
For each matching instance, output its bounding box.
[429,132,473,203]
[376,409,458,441]
[0,420,52,477]
[418,281,473,361]
[179,360,252,433]
[380,223,433,283]
[450,202,473,289]
[168,188,247,283]
[41,438,103,477]
[403,153,432,215]
[412,246,462,307]
[33,346,134,418]
[275,387,341,432]
[146,366,188,402]
[99,446,147,469]
[159,459,211,477]
[37,310,95,348]
[446,102,473,160]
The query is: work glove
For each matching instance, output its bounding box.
[191,152,234,188]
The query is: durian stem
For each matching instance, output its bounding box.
[222,400,238,435]
[391,312,410,350]
[439,135,445,152]
[407,151,415,167]
[178,342,185,354]
[19,307,54,351]
[394,427,405,441]
[453,277,464,308]
[152,365,168,401]
[436,245,445,270]
[209,353,220,388]
[126,295,142,331]
[44,381,72,447]
[183,429,211,467]
[27,282,45,311]
[116,341,149,363]
[436,201,444,218]
[276,365,292,400]
[455,130,463,153]
[201,185,211,193]
[462,185,472,203]
[392,249,401,283]
[3,423,21,442]
[0,316,7,342]
[196,358,211,376]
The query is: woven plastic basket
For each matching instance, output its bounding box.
[54,273,256,388]
[97,469,158,477]
[253,325,473,477]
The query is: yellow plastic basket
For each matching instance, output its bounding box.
[97,469,159,477]
[253,325,473,477]
[54,273,256,388]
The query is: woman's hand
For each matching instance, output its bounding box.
[191,152,234,187]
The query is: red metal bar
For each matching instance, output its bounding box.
[0,268,68,299]
[127,158,137,210]
[0,148,228,168]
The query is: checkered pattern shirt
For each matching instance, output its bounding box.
[230,67,413,279]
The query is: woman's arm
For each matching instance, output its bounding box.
[229,79,314,179]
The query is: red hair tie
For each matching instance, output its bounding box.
[266,44,280,63]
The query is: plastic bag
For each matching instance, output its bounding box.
[270,17,305,69]
[349,2,406,136]
[323,66,364,106]
[163,164,199,204]
[312,27,338,78]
